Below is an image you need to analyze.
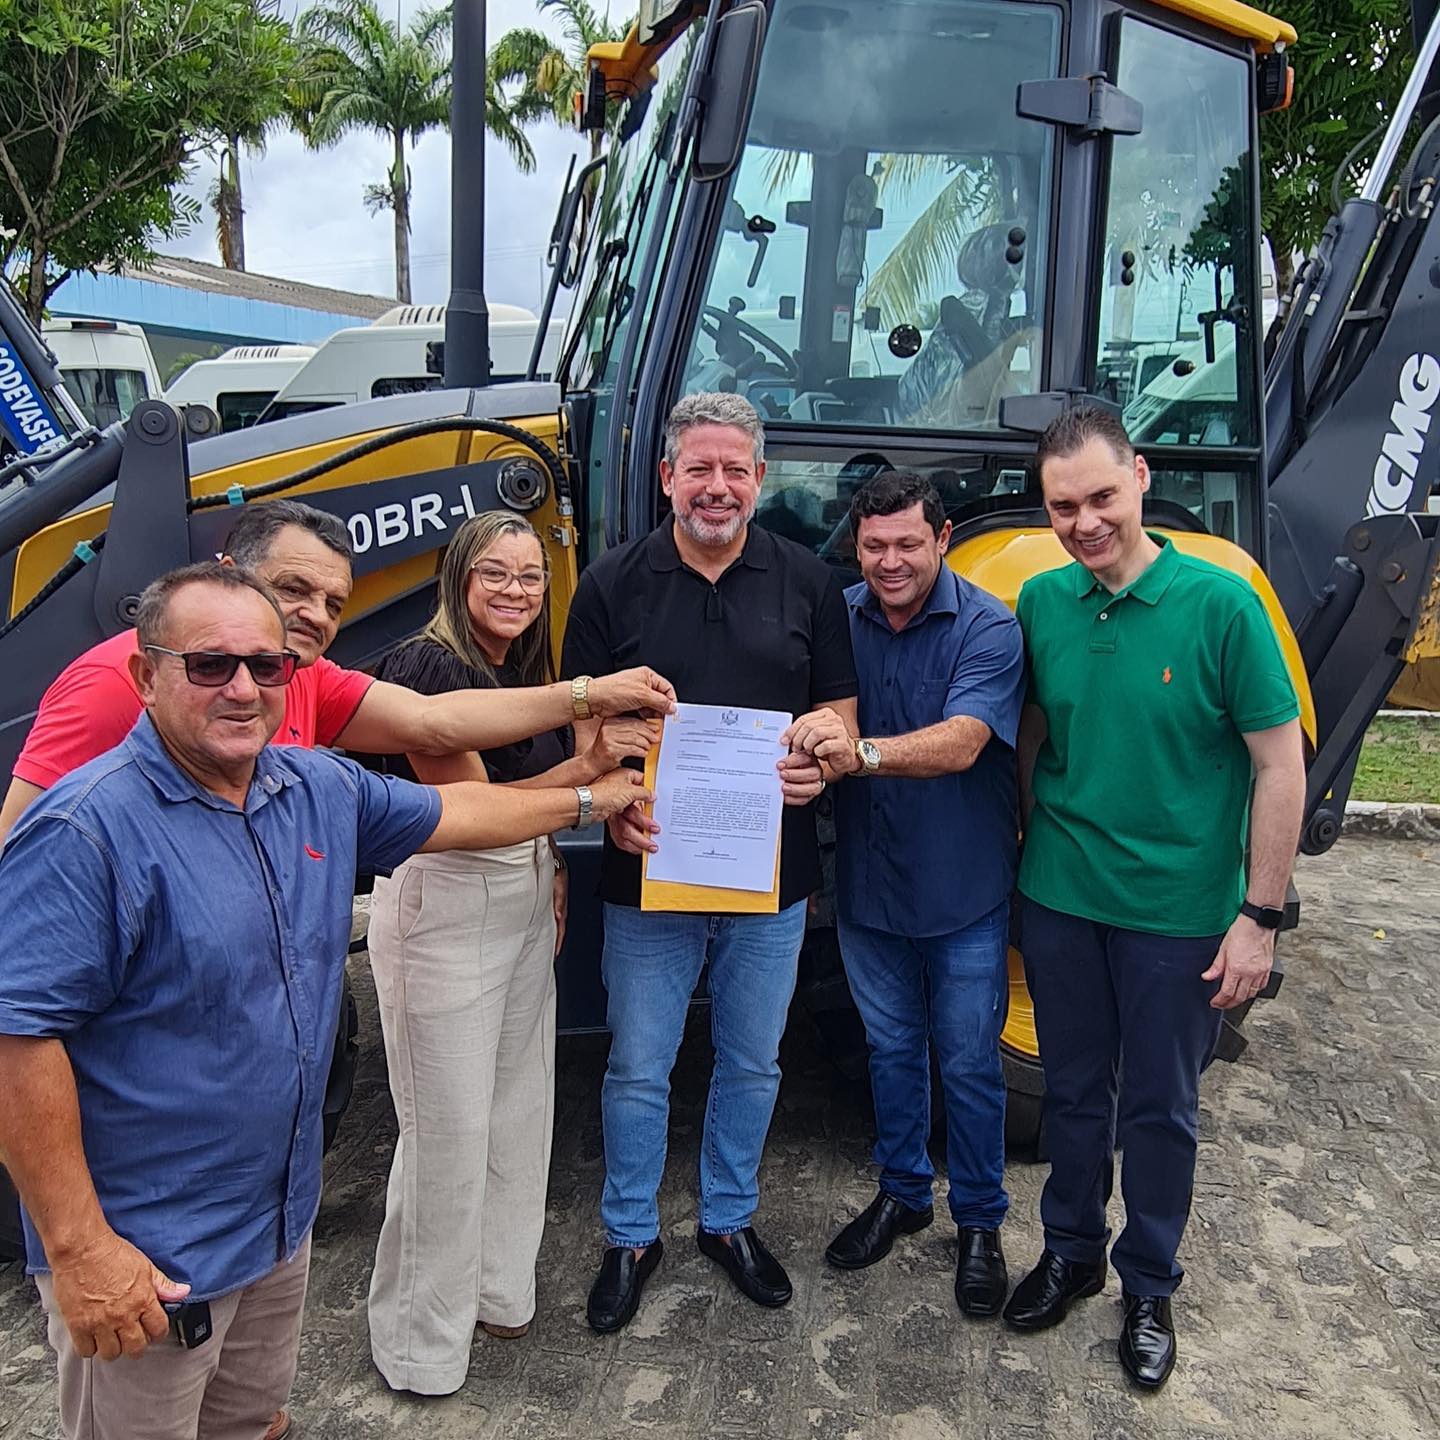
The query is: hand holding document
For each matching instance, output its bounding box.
[645,702,790,896]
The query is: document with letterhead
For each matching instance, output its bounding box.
[642,702,788,900]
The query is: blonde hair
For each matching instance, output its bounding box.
[421,511,553,686]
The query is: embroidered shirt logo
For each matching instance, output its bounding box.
[1162,666,1172,685]
[304,844,325,861]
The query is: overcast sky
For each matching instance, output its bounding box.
[168,1,596,313]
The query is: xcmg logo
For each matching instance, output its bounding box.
[1367,353,1440,517]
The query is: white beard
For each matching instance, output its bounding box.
[675,497,755,549]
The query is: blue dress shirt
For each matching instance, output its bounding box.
[0,714,440,1299]
[834,566,1026,937]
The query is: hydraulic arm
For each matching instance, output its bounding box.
[1264,7,1440,849]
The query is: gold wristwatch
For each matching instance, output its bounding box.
[570,674,592,720]
[855,738,881,775]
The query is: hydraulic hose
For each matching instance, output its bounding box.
[0,416,569,642]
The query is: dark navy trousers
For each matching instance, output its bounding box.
[1019,897,1225,1297]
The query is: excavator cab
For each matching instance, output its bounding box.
[560,0,1285,576]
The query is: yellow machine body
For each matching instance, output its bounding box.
[9,413,581,667]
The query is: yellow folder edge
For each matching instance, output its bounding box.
[639,722,782,914]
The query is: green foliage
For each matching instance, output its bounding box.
[0,0,295,321]
[290,0,454,155]
[862,160,1000,326]
[1260,0,1414,279]
[489,1,634,154]
[1185,162,1249,273]
[1353,716,1440,803]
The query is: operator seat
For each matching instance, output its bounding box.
[896,222,1029,426]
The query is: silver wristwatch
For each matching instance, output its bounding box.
[574,785,595,828]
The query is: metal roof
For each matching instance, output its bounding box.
[113,256,394,320]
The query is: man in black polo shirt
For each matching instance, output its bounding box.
[562,392,858,1333]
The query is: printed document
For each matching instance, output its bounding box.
[647,702,789,893]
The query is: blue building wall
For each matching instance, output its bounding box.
[51,272,373,346]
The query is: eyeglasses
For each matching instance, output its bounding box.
[471,562,548,595]
[144,646,300,688]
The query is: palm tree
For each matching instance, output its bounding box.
[861,160,1001,327]
[209,124,273,271]
[490,1,633,162]
[291,0,533,302]
[205,1,298,272]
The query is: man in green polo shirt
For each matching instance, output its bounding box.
[1002,405,1305,1391]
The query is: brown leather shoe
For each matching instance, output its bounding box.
[263,1412,292,1440]
[480,1320,531,1338]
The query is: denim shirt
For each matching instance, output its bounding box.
[834,567,1026,937]
[0,715,440,1299]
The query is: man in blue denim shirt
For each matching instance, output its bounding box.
[786,472,1025,1318]
[0,563,647,1440]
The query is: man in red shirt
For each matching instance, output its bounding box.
[1,498,674,844]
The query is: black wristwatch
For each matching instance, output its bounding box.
[1239,899,1284,930]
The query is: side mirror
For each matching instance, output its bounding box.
[692,1,767,184]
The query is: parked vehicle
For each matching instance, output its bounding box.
[164,345,317,432]
[41,318,163,429]
[258,304,565,422]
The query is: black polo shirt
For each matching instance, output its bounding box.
[561,515,858,910]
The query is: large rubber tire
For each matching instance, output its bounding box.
[1002,1048,1048,1161]
[322,972,360,1155]
[0,1169,23,1262]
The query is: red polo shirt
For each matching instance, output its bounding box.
[13,629,375,788]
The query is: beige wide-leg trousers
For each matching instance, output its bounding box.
[366,840,556,1396]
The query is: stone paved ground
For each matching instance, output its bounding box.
[3,837,1439,1439]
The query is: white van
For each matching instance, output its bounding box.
[260,303,565,422]
[164,344,317,432]
[43,318,164,429]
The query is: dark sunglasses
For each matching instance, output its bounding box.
[144,646,300,688]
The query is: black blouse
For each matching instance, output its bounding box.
[369,637,573,784]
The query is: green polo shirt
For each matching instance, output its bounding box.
[1016,535,1299,937]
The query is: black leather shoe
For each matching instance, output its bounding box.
[825,1192,934,1271]
[954,1227,1008,1316]
[586,1239,663,1333]
[697,1226,792,1307]
[1119,1291,1176,1390]
[1002,1248,1107,1331]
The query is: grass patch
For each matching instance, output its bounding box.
[1352,716,1440,804]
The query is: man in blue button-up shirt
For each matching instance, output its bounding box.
[785,473,1025,1318]
[0,562,647,1440]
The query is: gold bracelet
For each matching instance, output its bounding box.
[570,674,592,720]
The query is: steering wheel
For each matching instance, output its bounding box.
[699,305,801,382]
[816,453,896,561]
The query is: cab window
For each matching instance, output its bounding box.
[63,368,149,429]
[1094,20,1258,448]
[680,0,1062,434]
[216,391,275,432]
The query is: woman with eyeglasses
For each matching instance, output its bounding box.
[363,512,658,1396]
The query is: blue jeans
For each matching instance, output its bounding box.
[838,902,1010,1228]
[1019,897,1224,1297]
[599,900,808,1248]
